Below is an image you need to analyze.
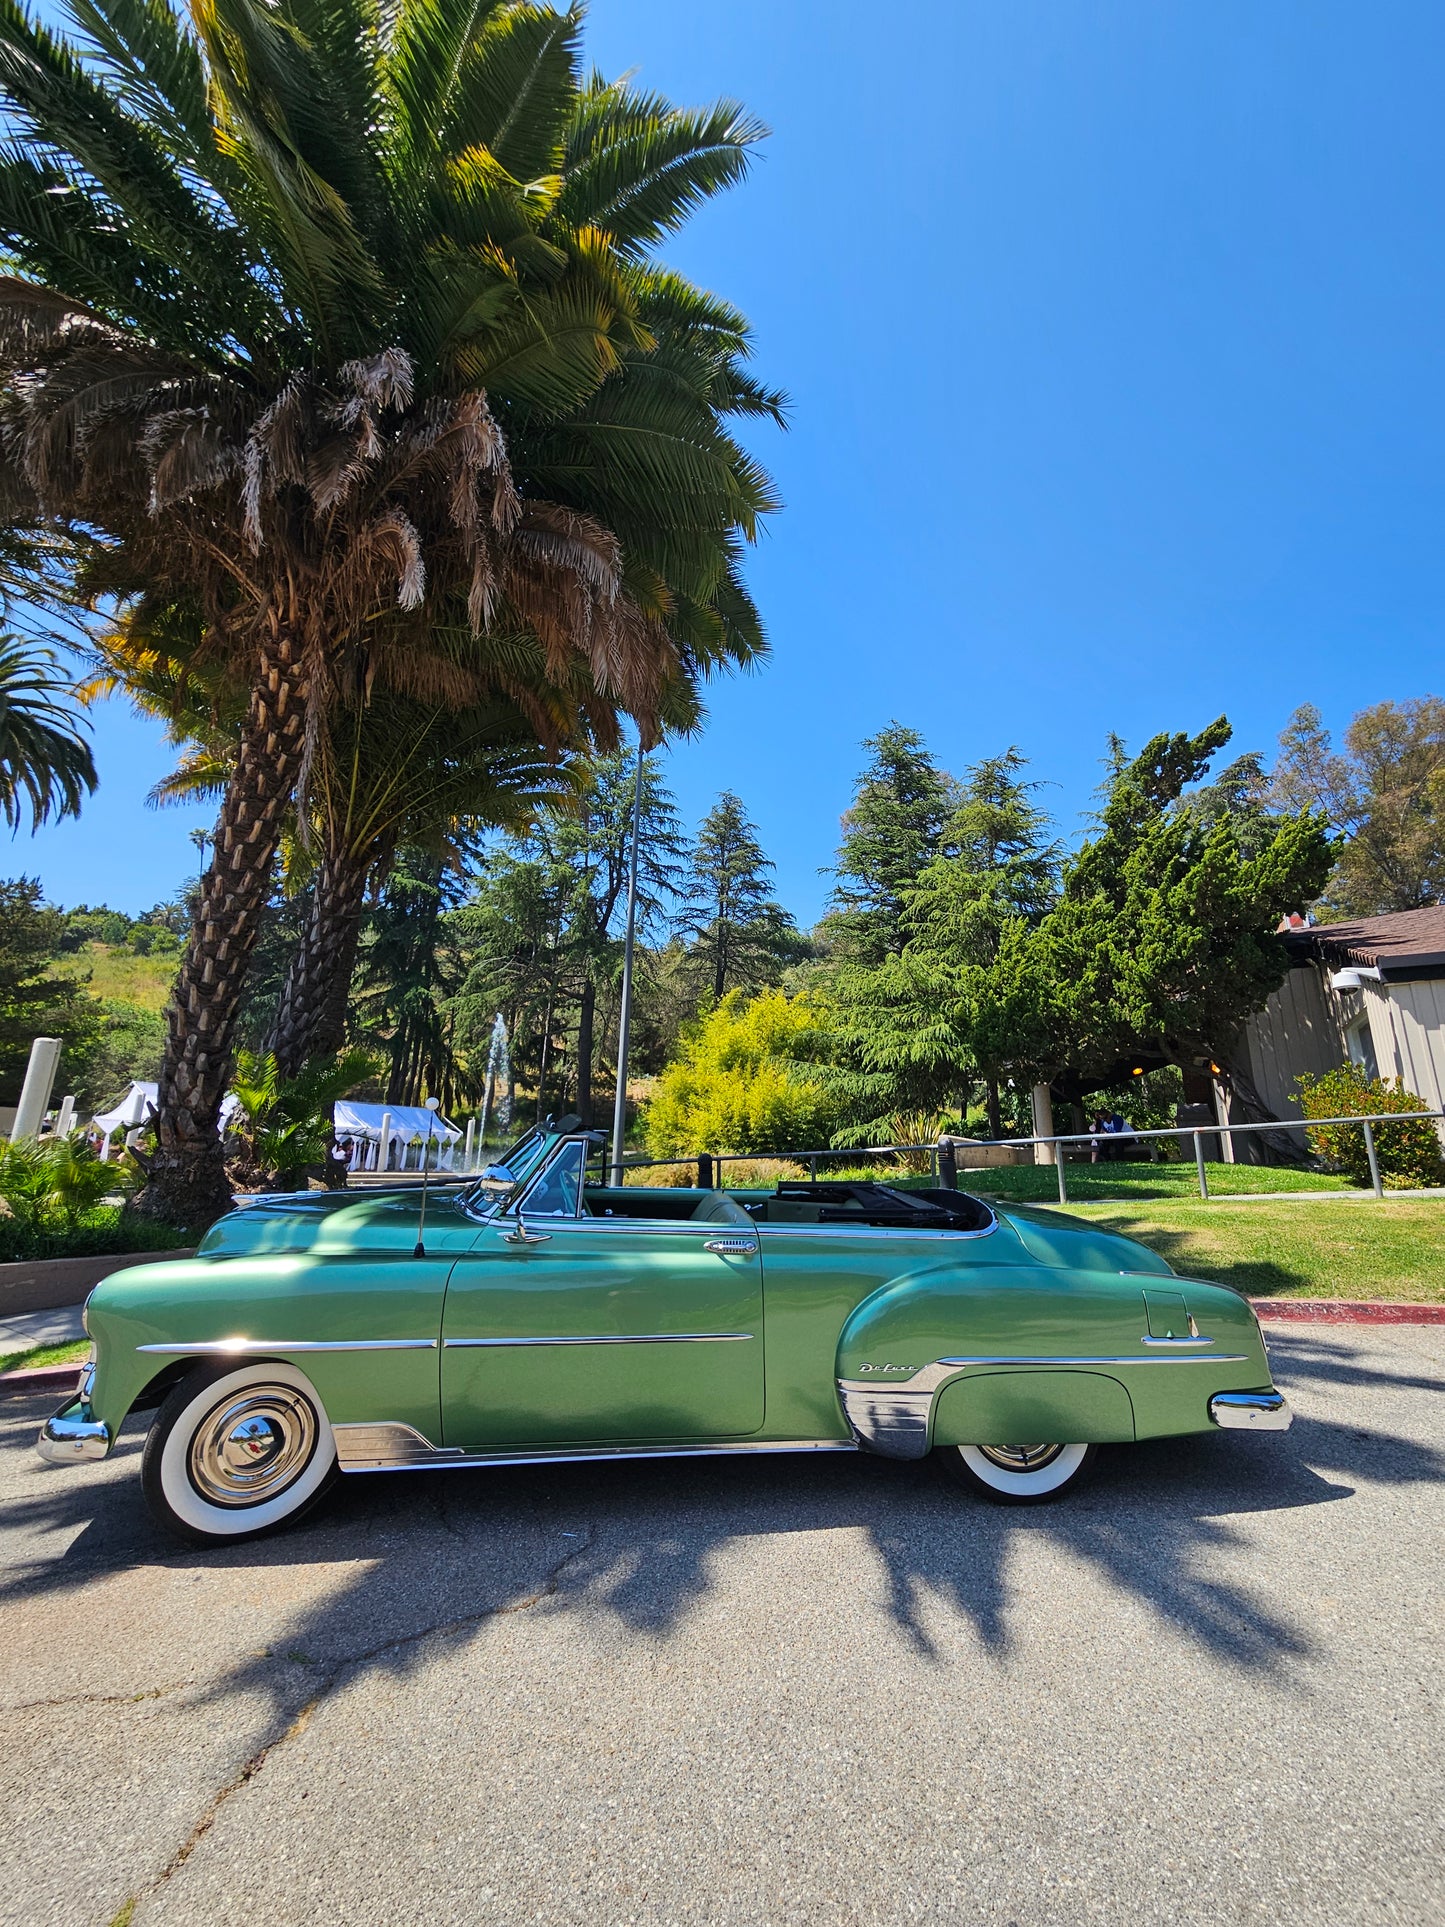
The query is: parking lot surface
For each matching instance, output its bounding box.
[2,1324,1441,1927]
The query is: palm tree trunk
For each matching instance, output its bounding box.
[273,845,372,1078]
[135,617,307,1226]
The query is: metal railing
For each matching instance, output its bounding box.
[601,1109,1445,1205]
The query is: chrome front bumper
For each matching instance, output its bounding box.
[1209,1390,1292,1431]
[37,1375,111,1464]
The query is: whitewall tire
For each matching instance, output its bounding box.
[937,1441,1096,1504]
[141,1360,338,1546]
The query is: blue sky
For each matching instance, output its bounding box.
[17,0,1445,923]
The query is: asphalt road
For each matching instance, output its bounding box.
[2,1325,1441,1927]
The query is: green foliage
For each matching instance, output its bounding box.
[65,999,166,1111]
[0,1133,132,1228]
[1295,1063,1445,1188]
[0,635,96,831]
[228,1047,378,1182]
[973,721,1335,1090]
[676,790,805,1000]
[1273,698,1445,916]
[823,745,1058,1139]
[645,989,839,1156]
[823,724,958,966]
[0,877,103,1102]
[445,751,686,1115]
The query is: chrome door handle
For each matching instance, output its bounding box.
[501,1224,552,1246]
[1140,1334,1213,1347]
[704,1238,758,1257]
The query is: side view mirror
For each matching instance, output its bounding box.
[479,1162,515,1186]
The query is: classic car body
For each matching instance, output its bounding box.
[39,1131,1291,1541]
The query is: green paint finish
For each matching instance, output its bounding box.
[441,1222,764,1446]
[933,1370,1136,1446]
[71,1154,1285,1467]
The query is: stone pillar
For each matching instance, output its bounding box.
[11,1037,61,1142]
[1031,1083,1056,1165]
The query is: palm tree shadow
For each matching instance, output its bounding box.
[5,1320,1441,1724]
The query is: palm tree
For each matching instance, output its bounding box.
[0,0,779,1222]
[0,633,96,829]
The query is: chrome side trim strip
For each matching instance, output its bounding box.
[333,1420,855,1474]
[443,1331,754,1348]
[134,1339,438,1355]
[754,1219,998,1243]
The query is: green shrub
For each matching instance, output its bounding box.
[0,1135,133,1227]
[1295,1064,1444,1189]
[645,990,840,1157]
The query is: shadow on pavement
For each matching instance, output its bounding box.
[2,1325,1440,1719]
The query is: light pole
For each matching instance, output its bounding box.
[610,741,645,1184]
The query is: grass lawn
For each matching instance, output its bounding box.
[1050,1198,1445,1301]
[961,1159,1349,1204]
[0,1337,89,1377]
[59,940,177,1012]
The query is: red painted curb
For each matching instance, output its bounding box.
[0,1364,83,1394]
[1250,1298,1445,1324]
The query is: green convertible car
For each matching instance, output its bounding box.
[38,1128,1291,1544]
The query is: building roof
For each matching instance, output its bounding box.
[1289,906,1445,981]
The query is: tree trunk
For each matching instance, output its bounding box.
[985,1076,1002,1140]
[134,617,308,1227]
[273,844,372,1078]
[576,976,596,1128]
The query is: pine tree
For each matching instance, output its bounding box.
[823,749,1056,1140]
[677,792,804,1001]
[824,725,957,965]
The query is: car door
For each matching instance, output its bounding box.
[441,1149,764,1448]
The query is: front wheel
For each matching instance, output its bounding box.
[936,1441,1096,1504]
[141,1360,338,1546]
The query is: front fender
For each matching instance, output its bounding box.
[84,1251,450,1443]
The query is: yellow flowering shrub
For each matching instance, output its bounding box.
[644,989,839,1156]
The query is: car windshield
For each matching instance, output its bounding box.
[462,1128,555,1212]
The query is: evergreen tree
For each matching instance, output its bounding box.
[824,725,957,966]
[823,750,1056,1140]
[0,879,101,1104]
[677,792,805,1001]
[447,753,685,1124]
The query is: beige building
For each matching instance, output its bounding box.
[1229,907,1445,1142]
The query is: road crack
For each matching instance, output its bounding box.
[140,1529,595,1906]
[5,1679,192,1715]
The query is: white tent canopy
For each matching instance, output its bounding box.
[333,1101,460,1173]
[91,1080,157,1158]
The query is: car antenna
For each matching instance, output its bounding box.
[414,1097,440,1258]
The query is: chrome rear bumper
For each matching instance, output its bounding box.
[37,1395,111,1465]
[1209,1390,1292,1431]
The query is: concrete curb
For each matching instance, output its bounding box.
[0,1361,85,1394]
[1249,1298,1445,1324]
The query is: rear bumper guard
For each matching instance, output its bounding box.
[1209,1389,1292,1431]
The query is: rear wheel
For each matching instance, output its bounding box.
[141,1360,338,1546]
[936,1441,1096,1504]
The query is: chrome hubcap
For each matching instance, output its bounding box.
[189,1387,318,1507]
[974,1443,1065,1474]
